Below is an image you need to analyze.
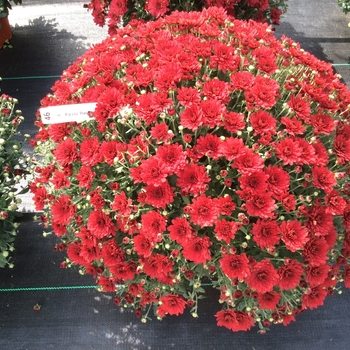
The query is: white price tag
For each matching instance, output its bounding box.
[40,103,97,124]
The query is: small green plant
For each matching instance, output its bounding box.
[0,91,29,268]
[338,0,350,14]
[0,0,22,18]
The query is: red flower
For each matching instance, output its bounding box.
[211,41,239,72]
[133,234,154,257]
[287,94,311,122]
[343,266,350,288]
[110,261,137,281]
[180,104,203,131]
[177,164,210,196]
[101,240,124,267]
[303,237,329,266]
[140,211,167,241]
[279,192,297,212]
[76,165,96,189]
[216,196,236,216]
[195,134,222,160]
[249,110,276,136]
[306,264,329,286]
[80,244,100,263]
[202,79,230,103]
[51,219,68,236]
[219,253,250,280]
[251,219,280,250]
[277,259,304,290]
[54,138,79,167]
[47,123,74,143]
[177,86,200,108]
[80,136,102,166]
[51,194,76,225]
[145,0,169,17]
[246,259,279,293]
[257,291,281,310]
[280,220,308,252]
[221,137,245,161]
[200,99,225,128]
[343,204,350,230]
[87,210,117,238]
[245,75,279,110]
[111,191,132,216]
[100,140,119,165]
[98,275,117,292]
[238,170,269,193]
[230,71,254,90]
[222,111,246,133]
[232,149,265,174]
[189,195,218,227]
[324,190,347,215]
[295,138,316,165]
[150,122,173,143]
[89,190,105,209]
[134,93,158,125]
[274,137,302,165]
[142,254,174,284]
[310,113,335,135]
[140,291,158,307]
[144,182,174,208]
[182,236,212,264]
[214,219,238,244]
[107,0,127,19]
[301,286,327,310]
[67,242,87,265]
[306,205,334,236]
[333,135,350,162]
[137,156,169,186]
[264,165,290,195]
[311,166,336,193]
[311,140,329,166]
[215,309,254,332]
[156,143,187,174]
[33,186,48,211]
[281,116,306,136]
[167,217,193,245]
[245,193,276,219]
[282,313,296,326]
[157,294,186,317]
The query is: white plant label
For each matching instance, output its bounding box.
[40,103,97,124]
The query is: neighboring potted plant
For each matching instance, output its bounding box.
[0,91,29,268]
[0,0,22,47]
[31,8,350,332]
[338,0,350,14]
[338,0,350,27]
[84,0,288,34]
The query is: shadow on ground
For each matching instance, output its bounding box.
[0,16,91,137]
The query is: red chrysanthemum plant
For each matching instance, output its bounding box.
[31,8,350,333]
[83,0,288,34]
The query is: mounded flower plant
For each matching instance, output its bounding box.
[31,8,350,332]
[84,0,288,33]
[0,92,28,268]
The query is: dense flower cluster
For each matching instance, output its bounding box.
[84,0,288,33]
[31,8,350,332]
[0,93,28,268]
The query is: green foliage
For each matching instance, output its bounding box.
[0,92,29,268]
[338,0,350,14]
[0,0,22,17]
